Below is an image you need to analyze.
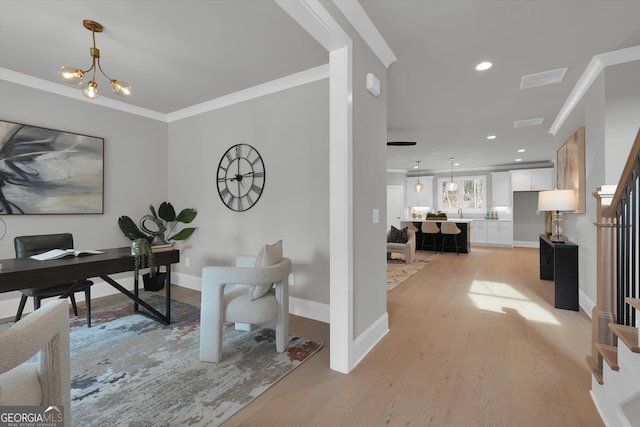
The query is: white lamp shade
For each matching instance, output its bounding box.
[538,189,577,212]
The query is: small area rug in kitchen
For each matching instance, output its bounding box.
[387,257,429,292]
[66,293,322,426]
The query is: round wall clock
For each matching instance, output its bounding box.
[216,143,265,212]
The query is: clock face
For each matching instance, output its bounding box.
[216,144,265,212]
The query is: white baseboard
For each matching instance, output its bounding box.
[175,271,330,324]
[579,289,595,319]
[513,240,539,248]
[289,296,329,323]
[353,312,389,369]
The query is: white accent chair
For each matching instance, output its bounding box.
[387,223,416,264]
[0,299,71,426]
[199,255,292,363]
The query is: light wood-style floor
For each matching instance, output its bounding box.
[169,246,603,427]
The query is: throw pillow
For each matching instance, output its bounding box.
[388,226,409,244]
[248,240,283,300]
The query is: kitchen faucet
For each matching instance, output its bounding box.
[458,208,463,218]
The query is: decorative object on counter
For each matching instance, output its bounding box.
[485,211,499,220]
[414,160,424,192]
[426,211,448,220]
[446,157,458,192]
[59,20,131,99]
[537,189,577,242]
[119,201,197,290]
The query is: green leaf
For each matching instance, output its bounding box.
[176,208,197,224]
[158,202,176,222]
[149,204,158,218]
[168,227,196,241]
[118,216,148,240]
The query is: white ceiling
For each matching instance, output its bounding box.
[1,0,639,174]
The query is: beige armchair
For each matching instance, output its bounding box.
[0,299,71,426]
[199,251,292,363]
[387,226,416,264]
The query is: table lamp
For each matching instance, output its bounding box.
[538,189,578,242]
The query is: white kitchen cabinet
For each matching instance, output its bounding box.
[486,220,513,246]
[510,168,554,191]
[471,220,487,244]
[406,176,434,209]
[491,172,511,206]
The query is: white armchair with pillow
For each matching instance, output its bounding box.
[0,298,71,426]
[386,225,416,264]
[199,240,292,363]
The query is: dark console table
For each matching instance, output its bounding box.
[539,234,578,311]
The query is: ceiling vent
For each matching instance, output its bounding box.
[514,118,544,128]
[520,67,568,89]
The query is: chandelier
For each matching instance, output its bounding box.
[446,157,458,192]
[59,20,131,99]
[414,161,423,192]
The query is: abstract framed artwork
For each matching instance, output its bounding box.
[556,127,586,213]
[0,120,104,214]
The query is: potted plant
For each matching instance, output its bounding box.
[118,202,197,291]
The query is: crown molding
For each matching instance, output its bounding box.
[1,64,330,123]
[166,64,329,122]
[0,67,166,121]
[549,45,640,136]
[332,0,397,68]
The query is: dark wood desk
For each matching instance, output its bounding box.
[0,247,180,324]
[539,234,579,311]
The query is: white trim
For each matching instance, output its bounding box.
[0,67,167,122]
[275,0,349,51]
[512,240,539,248]
[279,0,355,374]
[353,312,389,368]
[166,64,329,122]
[549,45,640,136]
[332,0,397,68]
[289,296,330,323]
[579,289,595,319]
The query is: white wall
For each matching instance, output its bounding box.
[557,60,640,312]
[0,80,168,317]
[167,80,331,305]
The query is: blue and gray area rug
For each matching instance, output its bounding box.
[68,294,322,426]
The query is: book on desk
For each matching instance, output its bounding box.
[30,249,105,261]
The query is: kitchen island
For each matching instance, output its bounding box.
[401,219,472,254]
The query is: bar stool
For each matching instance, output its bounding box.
[421,221,440,253]
[440,222,461,255]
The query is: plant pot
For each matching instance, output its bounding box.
[143,272,167,292]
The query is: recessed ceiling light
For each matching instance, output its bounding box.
[518,149,526,153]
[454,163,461,166]
[515,158,522,162]
[475,61,492,71]
[486,135,496,140]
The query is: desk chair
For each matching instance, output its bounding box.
[14,233,93,327]
[421,221,440,253]
[440,222,462,255]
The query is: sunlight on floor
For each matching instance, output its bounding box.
[468,280,560,325]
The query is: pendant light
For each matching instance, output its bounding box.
[414,161,423,192]
[60,20,131,99]
[446,157,458,192]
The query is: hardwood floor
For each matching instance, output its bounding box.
[169,246,603,426]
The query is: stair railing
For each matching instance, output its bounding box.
[588,128,640,380]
